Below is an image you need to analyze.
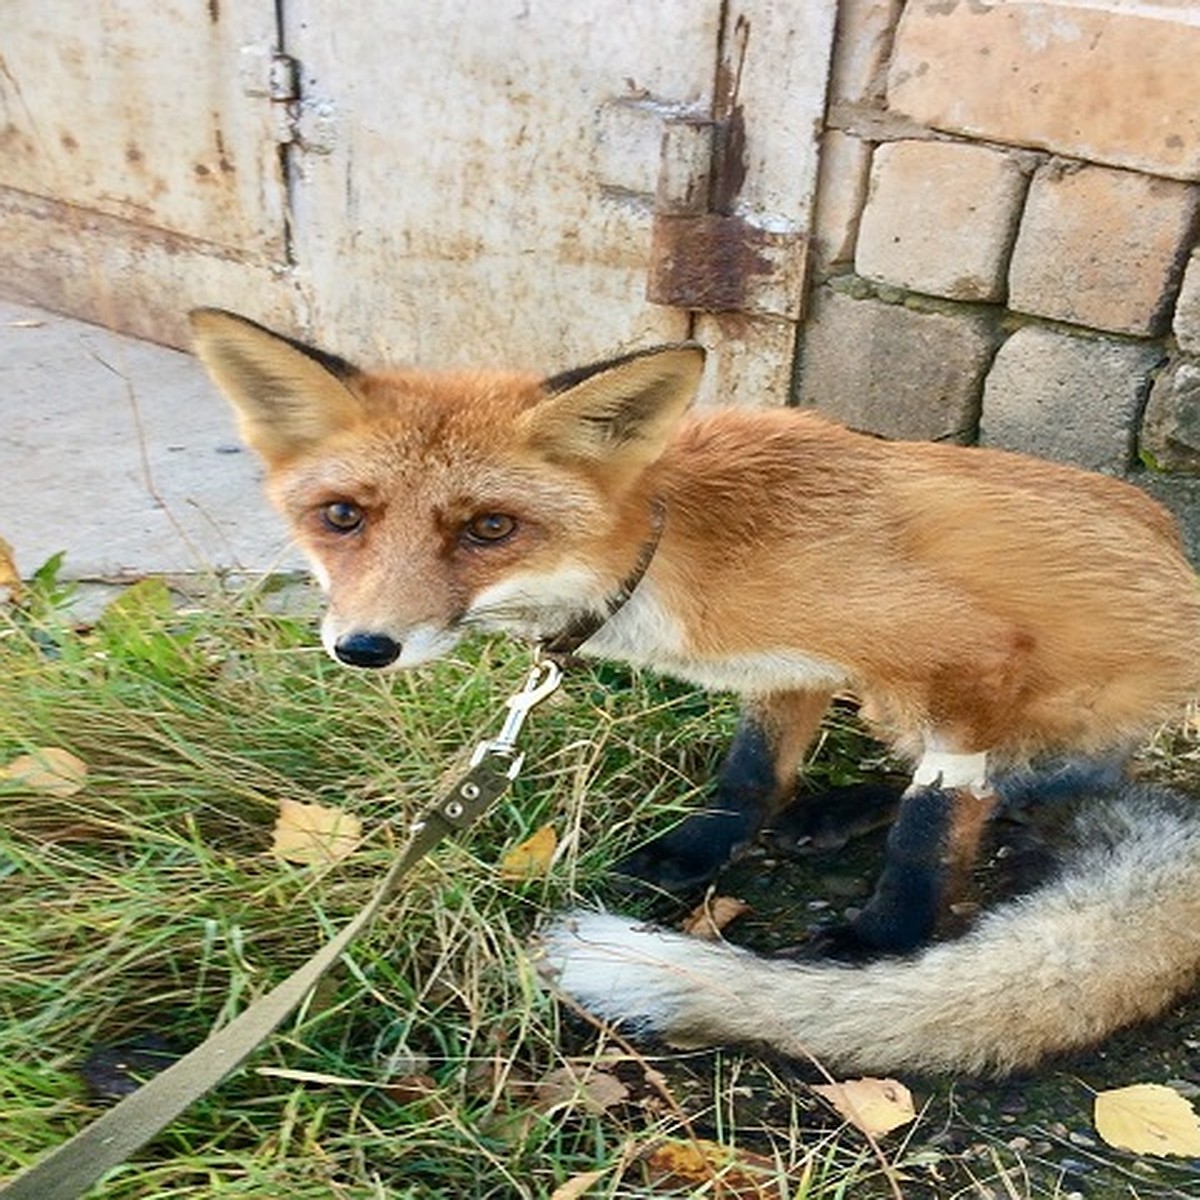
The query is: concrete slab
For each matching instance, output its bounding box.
[0,300,301,584]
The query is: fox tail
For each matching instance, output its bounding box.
[539,772,1200,1076]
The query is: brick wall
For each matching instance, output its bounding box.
[801,0,1200,560]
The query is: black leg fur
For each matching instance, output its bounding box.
[849,784,955,952]
[615,708,781,893]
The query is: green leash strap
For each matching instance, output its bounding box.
[1,658,562,1200]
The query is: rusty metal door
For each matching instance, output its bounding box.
[283,0,837,403]
[0,1,836,401]
[0,0,295,344]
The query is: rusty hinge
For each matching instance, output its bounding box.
[239,46,301,144]
[269,53,299,101]
[646,113,806,320]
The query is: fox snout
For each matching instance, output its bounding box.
[332,631,402,669]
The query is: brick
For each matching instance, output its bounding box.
[980,326,1163,474]
[1137,474,1200,568]
[1008,162,1199,336]
[888,3,1200,181]
[796,285,994,441]
[810,130,872,270]
[856,140,1028,302]
[1175,251,1200,355]
[1141,357,1200,474]
[828,0,904,107]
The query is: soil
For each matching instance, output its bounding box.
[591,772,1200,1199]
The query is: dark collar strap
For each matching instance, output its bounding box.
[539,499,665,660]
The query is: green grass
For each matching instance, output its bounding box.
[0,566,901,1198]
[2,565,1197,1199]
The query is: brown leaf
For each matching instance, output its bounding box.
[641,1137,784,1196]
[680,894,751,940]
[272,798,362,865]
[2,747,88,797]
[1094,1083,1200,1157]
[0,537,21,603]
[535,1063,629,1115]
[499,823,558,880]
[811,1076,916,1137]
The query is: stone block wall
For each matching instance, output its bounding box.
[801,0,1200,560]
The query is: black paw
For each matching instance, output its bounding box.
[612,806,759,894]
[846,900,936,955]
[764,780,905,853]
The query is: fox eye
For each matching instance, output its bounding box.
[463,513,517,545]
[321,500,365,534]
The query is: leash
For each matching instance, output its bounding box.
[0,657,562,1200]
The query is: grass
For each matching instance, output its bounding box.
[1,563,1197,1198]
[0,565,879,1198]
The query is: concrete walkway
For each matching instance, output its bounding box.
[0,300,302,592]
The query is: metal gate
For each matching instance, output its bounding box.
[0,0,836,403]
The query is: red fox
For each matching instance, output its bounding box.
[190,309,1200,969]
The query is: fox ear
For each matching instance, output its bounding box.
[524,344,705,472]
[189,308,365,464]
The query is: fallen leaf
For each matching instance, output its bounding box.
[272,798,362,865]
[535,1062,629,1115]
[0,537,21,602]
[2,747,88,797]
[1094,1083,1200,1157]
[641,1138,783,1197]
[811,1076,916,1137]
[499,823,557,880]
[550,1169,609,1200]
[681,895,751,940]
[7,319,44,328]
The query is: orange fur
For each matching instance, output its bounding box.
[190,309,1200,773]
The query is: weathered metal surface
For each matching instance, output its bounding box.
[282,0,719,366]
[0,0,837,400]
[647,213,807,318]
[0,1,296,343]
[0,1,286,253]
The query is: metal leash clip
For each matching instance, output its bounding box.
[469,656,563,777]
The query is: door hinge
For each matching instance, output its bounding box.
[268,53,300,145]
[239,46,301,144]
[268,53,299,103]
[645,113,806,320]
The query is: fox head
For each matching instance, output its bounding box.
[189,309,704,669]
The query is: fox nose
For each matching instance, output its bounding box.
[333,631,402,668]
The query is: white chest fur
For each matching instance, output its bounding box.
[583,581,849,695]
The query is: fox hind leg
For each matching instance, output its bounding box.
[615,688,835,893]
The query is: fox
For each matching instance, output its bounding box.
[188,308,1200,964]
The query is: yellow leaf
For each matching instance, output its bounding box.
[272,798,362,865]
[499,824,557,880]
[641,1137,783,1196]
[2,747,88,797]
[550,1170,609,1200]
[681,894,751,940]
[811,1076,916,1137]
[1094,1083,1200,1157]
[0,537,21,602]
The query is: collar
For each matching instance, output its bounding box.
[538,500,665,661]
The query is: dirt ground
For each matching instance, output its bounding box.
[587,757,1200,1200]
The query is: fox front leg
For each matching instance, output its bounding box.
[831,749,998,955]
[615,689,834,893]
